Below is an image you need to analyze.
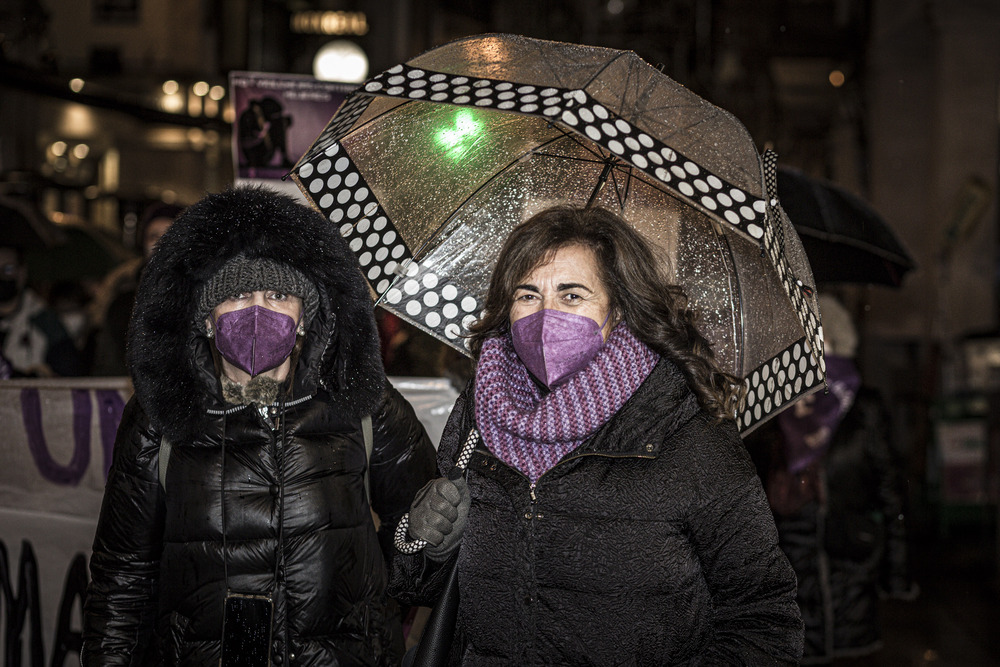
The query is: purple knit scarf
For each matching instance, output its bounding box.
[474,323,660,482]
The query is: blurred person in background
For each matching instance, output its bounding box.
[391,205,803,665]
[0,242,84,376]
[82,187,436,665]
[89,201,183,375]
[746,293,917,665]
[378,310,474,392]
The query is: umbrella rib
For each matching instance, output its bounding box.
[580,52,633,92]
[532,152,606,165]
[607,164,634,210]
[634,102,723,142]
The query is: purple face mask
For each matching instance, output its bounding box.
[213,305,298,377]
[510,309,608,388]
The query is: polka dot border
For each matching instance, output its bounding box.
[381,259,481,351]
[295,143,479,354]
[296,93,373,165]
[757,149,825,382]
[739,337,824,432]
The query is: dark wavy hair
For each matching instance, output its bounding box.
[468,205,743,422]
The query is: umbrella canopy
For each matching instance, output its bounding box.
[777,167,915,286]
[292,33,825,432]
[0,196,65,252]
[25,223,135,285]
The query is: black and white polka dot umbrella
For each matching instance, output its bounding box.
[292,33,825,433]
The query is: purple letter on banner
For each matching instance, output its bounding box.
[20,388,91,486]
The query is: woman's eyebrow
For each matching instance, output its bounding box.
[514,283,540,292]
[557,282,592,292]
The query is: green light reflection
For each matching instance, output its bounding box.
[434,109,483,161]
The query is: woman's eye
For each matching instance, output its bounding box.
[269,291,288,301]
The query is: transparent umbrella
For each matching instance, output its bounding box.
[292,33,825,432]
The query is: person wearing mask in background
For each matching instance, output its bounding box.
[0,243,84,377]
[89,201,184,375]
[746,294,917,665]
[391,205,803,665]
[82,186,437,665]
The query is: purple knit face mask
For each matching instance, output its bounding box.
[510,309,608,388]
[214,305,298,377]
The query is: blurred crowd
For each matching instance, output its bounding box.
[1,198,176,378]
[0,195,473,385]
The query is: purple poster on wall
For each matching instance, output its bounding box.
[229,71,355,181]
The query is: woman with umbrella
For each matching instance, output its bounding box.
[391,205,803,665]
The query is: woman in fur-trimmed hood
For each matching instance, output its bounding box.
[82,186,436,666]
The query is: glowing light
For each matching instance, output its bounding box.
[829,70,845,87]
[291,11,368,36]
[313,40,369,83]
[161,91,184,113]
[58,104,97,136]
[209,85,225,101]
[162,80,179,95]
[72,143,90,159]
[193,81,210,97]
[51,141,67,157]
[69,78,85,93]
[435,110,484,160]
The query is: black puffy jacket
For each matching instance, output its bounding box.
[82,187,437,666]
[391,358,803,666]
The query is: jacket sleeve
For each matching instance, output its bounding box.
[368,381,439,565]
[82,397,166,666]
[386,385,469,606]
[685,419,804,666]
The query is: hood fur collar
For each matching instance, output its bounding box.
[128,185,384,443]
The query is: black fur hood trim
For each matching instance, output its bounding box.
[127,185,384,443]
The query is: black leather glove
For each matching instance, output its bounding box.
[407,476,471,561]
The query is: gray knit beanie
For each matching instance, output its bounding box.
[196,255,320,332]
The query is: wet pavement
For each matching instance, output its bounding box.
[834,530,1000,666]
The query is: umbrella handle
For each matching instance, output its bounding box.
[393,514,428,554]
[393,429,479,555]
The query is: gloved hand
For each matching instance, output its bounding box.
[407,475,471,561]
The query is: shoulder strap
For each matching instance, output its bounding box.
[362,414,373,504]
[158,435,171,491]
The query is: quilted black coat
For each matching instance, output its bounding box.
[82,187,437,666]
[390,357,804,666]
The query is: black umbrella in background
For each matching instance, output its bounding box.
[0,196,65,252]
[25,222,135,286]
[777,167,915,287]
